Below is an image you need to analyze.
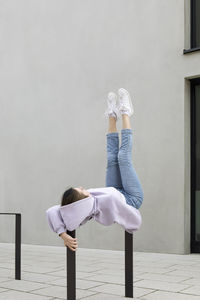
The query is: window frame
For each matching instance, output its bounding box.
[191,0,197,48]
[191,78,200,253]
[183,0,200,54]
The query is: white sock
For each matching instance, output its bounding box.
[108,111,117,119]
[120,109,130,116]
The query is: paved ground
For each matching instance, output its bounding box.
[0,243,200,299]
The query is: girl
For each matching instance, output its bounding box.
[46,88,144,251]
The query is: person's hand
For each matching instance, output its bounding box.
[64,235,78,251]
[59,232,78,251]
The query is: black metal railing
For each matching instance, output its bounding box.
[66,230,133,300]
[0,213,21,280]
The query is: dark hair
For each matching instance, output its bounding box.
[61,187,87,206]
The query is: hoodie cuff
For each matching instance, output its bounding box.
[57,227,66,236]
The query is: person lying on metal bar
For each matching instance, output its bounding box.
[46,88,144,251]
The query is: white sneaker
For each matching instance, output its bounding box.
[117,88,134,117]
[104,92,120,120]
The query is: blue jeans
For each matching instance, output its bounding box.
[106,128,144,209]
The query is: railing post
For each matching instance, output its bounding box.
[67,230,76,300]
[125,231,133,298]
[0,213,21,280]
[65,229,133,299]
[15,214,21,280]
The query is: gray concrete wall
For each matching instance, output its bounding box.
[0,0,200,254]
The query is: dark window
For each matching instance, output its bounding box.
[191,0,200,48]
[191,78,200,253]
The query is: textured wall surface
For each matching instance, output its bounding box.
[0,0,200,253]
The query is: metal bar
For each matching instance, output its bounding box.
[125,231,133,298]
[65,228,134,299]
[0,213,21,280]
[67,230,76,300]
[0,213,18,215]
[15,214,21,280]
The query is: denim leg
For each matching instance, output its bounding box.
[118,129,144,209]
[106,132,123,189]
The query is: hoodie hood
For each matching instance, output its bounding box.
[59,195,95,231]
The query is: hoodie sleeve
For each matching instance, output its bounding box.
[114,201,142,233]
[46,205,66,235]
[93,188,142,234]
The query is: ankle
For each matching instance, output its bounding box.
[122,114,131,129]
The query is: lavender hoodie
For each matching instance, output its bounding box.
[46,187,142,235]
